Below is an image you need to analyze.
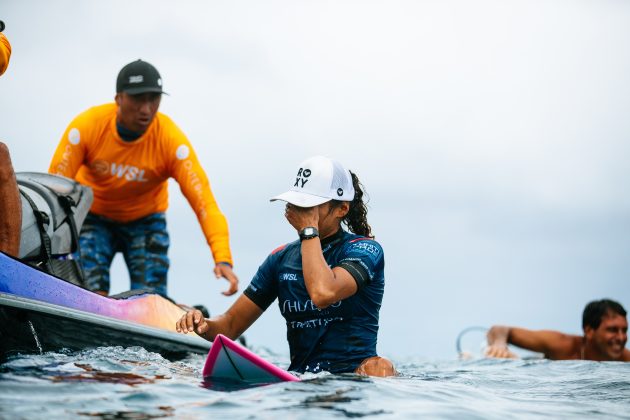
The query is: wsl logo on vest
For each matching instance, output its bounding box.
[279,272,299,282]
[91,159,148,182]
[111,162,148,182]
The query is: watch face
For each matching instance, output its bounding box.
[300,227,318,239]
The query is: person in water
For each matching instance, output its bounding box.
[176,156,395,376]
[486,299,629,361]
[48,59,238,298]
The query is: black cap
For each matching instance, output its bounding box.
[116,59,167,95]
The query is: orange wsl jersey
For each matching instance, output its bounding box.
[49,103,233,266]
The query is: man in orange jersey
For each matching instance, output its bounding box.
[486,299,629,361]
[49,59,238,298]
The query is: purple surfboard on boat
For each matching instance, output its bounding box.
[203,334,299,384]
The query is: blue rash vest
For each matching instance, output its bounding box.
[243,229,385,374]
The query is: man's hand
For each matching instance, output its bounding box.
[175,309,209,338]
[214,263,238,296]
[485,344,518,359]
[485,325,519,359]
[285,203,319,232]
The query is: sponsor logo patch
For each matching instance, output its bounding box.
[68,128,81,145]
[110,163,149,182]
[294,167,311,188]
[176,145,190,160]
[279,272,298,282]
[351,241,381,256]
[90,159,109,177]
[129,75,144,84]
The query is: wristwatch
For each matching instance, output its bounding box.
[299,226,319,241]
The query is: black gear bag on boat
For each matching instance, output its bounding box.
[17,172,93,286]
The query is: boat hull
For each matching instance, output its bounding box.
[0,251,210,360]
[0,293,210,361]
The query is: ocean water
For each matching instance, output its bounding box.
[1,347,629,419]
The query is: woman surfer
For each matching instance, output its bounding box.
[176,156,394,376]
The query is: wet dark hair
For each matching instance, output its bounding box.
[582,299,627,330]
[330,171,373,238]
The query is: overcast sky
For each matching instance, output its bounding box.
[1,0,629,360]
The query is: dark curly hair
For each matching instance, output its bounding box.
[582,299,627,330]
[330,171,373,238]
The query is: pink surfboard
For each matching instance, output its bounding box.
[202,334,300,384]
